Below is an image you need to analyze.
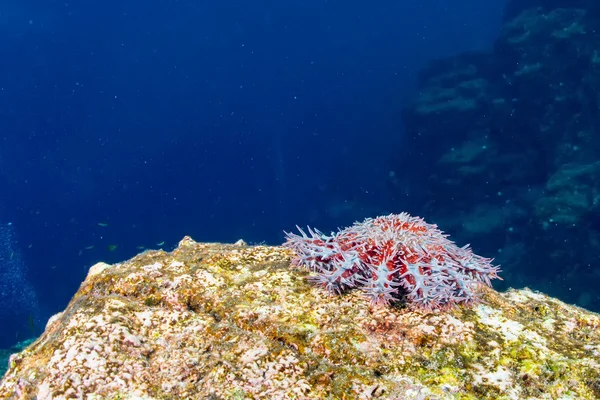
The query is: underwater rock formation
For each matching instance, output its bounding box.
[395,0,600,310]
[0,238,599,399]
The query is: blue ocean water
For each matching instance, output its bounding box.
[7,0,590,349]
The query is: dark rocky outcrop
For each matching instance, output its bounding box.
[395,0,600,310]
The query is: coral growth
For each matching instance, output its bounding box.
[284,213,501,310]
[1,240,598,399]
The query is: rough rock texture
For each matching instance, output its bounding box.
[393,0,600,310]
[1,238,599,399]
[0,340,33,379]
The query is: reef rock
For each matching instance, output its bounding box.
[0,238,599,399]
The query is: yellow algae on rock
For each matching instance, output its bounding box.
[0,237,599,399]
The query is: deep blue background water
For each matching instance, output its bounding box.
[0,0,505,346]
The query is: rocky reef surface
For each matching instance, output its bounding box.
[1,238,599,399]
[394,0,600,309]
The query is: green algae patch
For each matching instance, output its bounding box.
[1,237,599,399]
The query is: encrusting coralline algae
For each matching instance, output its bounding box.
[284,213,501,310]
[0,237,599,399]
